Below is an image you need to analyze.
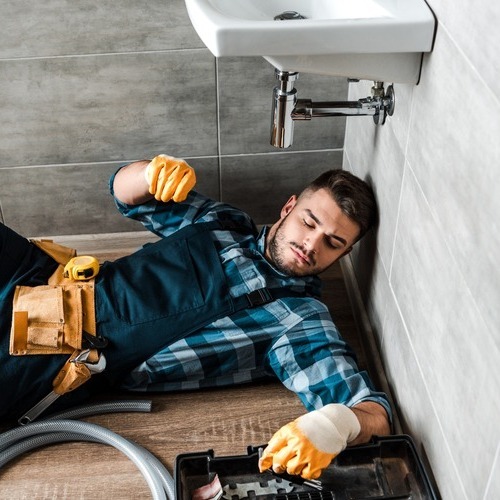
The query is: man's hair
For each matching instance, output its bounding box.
[303,169,378,241]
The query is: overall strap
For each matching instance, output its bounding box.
[231,287,308,312]
[187,200,259,237]
[197,217,258,236]
[151,217,257,243]
[139,219,306,315]
[199,219,308,311]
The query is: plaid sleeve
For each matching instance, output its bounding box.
[109,166,253,237]
[266,298,392,419]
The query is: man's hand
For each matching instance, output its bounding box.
[145,154,196,202]
[258,404,361,480]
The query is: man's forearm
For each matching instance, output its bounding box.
[350,401,391,445]
[113,160,152,205]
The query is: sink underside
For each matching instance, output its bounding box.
[264,52,425,84]
[186,0,436,83]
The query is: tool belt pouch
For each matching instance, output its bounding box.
[9,282,96,356]
[10,238,97,356]
[30,238,77,266]
[52,349,95,395]
[31,238,77,285]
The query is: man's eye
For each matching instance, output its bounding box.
[302,219,313,228]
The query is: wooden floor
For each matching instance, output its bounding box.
[0,232,385,499]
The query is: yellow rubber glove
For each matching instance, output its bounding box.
[258,404,361,480]
[145,154,196,202]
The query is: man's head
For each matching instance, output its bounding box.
[265,170,377,277]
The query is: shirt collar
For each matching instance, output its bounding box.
[257,225,268,256]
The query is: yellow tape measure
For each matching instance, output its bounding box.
[63,256,100,280]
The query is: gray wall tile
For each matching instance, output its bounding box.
[0,157,219,237]
[0,0,346,237]
[220,151,343,224]
[0,51,218,166]
[426,0,500,100]
[0,0,203,58]
[485,445,500,500]
[391,168,499,497]
[380,285,467,499]
[218,57,347,154]
[343,80,410,347]
[364,247,391,347]
[344,105,405,277]
[408,30,500,347]
[1,163,133,236]
[344,2,500,497]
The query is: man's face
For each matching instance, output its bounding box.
[265,188,361,277]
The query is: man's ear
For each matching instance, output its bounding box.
[280,195,297,218]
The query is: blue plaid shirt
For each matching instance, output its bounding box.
[111,176,391,416]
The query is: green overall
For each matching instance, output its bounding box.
[1,220,297,419]
[95,219,287,382]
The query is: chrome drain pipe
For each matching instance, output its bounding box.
[270,69,395,148]
[270,70,299,148]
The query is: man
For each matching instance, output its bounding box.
[0,154,390,480]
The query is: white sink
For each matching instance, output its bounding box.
[185,0,436,83]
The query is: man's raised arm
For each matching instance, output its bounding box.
[113,159,151,205]
[113,155,196,205]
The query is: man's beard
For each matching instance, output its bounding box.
[267,216,318,277]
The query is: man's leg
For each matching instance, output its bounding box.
[0,222,58,292]
[0,222,61,420]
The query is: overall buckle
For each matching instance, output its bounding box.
[245,288,273,307]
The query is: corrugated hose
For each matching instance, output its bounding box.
[0,400,175,500]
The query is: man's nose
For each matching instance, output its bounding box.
[304,232,321,253]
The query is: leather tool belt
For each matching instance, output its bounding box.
[10,281,96,355]
[9,239,97,356]
[9,239,103,421]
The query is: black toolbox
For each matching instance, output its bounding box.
[175,434,440,499]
